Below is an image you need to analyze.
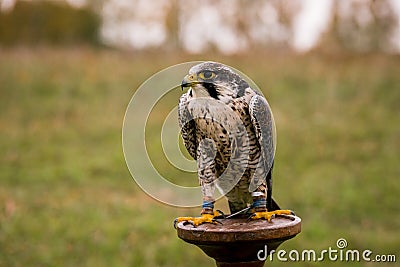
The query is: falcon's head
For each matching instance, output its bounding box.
[181,62,250,102]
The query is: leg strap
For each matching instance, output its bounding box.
[201,201,214,214]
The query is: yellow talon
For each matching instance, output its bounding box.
[174,211,221,228]
[250,210,294,222]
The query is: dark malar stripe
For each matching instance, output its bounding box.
[202,82,220,99]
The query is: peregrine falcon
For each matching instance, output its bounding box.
[174,62,293,227]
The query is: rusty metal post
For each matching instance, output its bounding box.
[176,215,301,266]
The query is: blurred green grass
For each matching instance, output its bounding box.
[0,48,399,267]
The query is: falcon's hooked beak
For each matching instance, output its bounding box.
[181,74,199,90]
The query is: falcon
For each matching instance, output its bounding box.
[174,62,293,227]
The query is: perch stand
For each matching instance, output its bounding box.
[176,215,301,266]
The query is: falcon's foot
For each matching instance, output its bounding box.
[249,210,295,222]
[174,210,223,228]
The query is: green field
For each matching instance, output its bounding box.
[0,47,399,266]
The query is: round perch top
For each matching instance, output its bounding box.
[176,215,301,244]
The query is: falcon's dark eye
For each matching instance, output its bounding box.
[203,71,213,79]
[199,71,216,80]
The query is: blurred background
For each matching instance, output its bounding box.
[0,0,399,266]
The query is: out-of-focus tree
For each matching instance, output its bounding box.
[1,0,400,54]
[0,0,100,46]
[235,0,301,50]
[100,0,170,50]
[177,0,300,54]
[317,0,399,53]
[164,0,180,50]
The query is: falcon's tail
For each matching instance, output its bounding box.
[270,197,281,211]
[227,197,281,215]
